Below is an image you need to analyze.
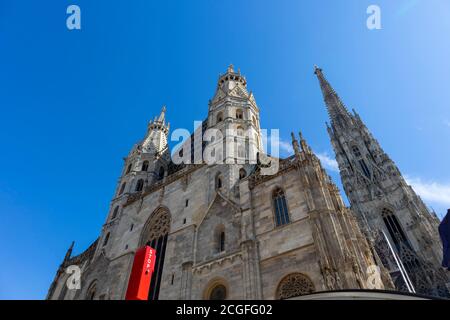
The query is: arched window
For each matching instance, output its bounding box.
[382,208,409,250]
[119,182,126,195]
[239,168,247,180]
[158,167,165,180]
[237,126,244,136]
[126,164,132,174]
[139,208,171,300]
[86,281,97,300]
[352,146,370,177]
[103,233,110,247]
[135,179,144,192]
[141,161,149,172]
[276,273,315,299]
[216,174,223,190]
[273,188,290,227]
[216,112,223,123]
[236,109,243,120]
[111,206,119,219]
[219,231,225,252]
[209,284,227,300]
[352,146,362,157]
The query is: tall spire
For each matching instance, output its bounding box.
[64,241,74,262]
[157,105,166,123]
[291,132,300,155]
[314,66,353,127]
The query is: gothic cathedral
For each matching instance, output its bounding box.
[47,65,448,300]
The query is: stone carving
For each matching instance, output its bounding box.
[276,273,315,299]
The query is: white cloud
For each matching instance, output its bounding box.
[316,152,339,172]
[405,176,450,207]
[278,140,294,154]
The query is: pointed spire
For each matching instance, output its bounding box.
[314,66,353,127]
[157,105,166,123]
[299,131,312,154]
[64,241,74,261]
[291,132,300,155]
[227,64,234,73]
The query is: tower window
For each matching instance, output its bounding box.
[219,231,225,252]
[141,161,149,172]
[119,183,126,195]
[216,174,223,190]
[126,164,132,174]
[158,167,165,180]
[252,116,257,127]
[103,233,110,247]
[216,112,223,123]
[185,199,189,207]
[359,159,371,178]
[237,126,244,136]
[239,168,247,180]
[111,206,119,220]
[352,146,362,158]
[135,179,144,192]
[273,188,290,227]
[236,109,243,119]
[382,208,410,250]
[215,225,225,253]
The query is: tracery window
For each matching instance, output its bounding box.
[139,208,171,300]
[236,109,243,120]
[273,188,290,226]
[276,273,315,299]
[141,161,149,172]
[382,208,409,249]
[352,146,362,158]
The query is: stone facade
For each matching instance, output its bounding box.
[314,66,449,297]
[47,66,394,300]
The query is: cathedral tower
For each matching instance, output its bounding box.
[315,66,449,296]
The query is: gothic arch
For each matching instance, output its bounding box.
[139,207,171,246]
[271,186,290,227]
[138,206,171,300]
[275,273,315,299]
[203,277,229,300]
[86,280,97,300]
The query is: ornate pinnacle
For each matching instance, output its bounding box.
[291,132,300,155]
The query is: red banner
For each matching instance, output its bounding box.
[125,245,156,300]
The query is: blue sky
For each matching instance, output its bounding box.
[1,0,450,299]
